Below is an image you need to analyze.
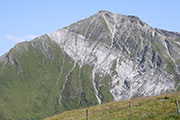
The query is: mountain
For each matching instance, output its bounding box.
[0,10,180,119]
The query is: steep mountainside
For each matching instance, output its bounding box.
[0,10,180,119]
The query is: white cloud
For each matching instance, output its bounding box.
[6,34,38,42]
[24,35,38,39]
[6,34,25,42]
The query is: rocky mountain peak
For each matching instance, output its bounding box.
[48,11,180,101]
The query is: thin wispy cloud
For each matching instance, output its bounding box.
[6,34,38,42]
[6,34,25,42]
[24,35,38,39]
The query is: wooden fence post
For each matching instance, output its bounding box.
[86,109,88,120]
[129,101,133,120]
[176,99,180,114]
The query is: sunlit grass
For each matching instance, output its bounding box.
[45,92,180,120]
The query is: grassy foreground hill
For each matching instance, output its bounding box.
[45,92,180,120]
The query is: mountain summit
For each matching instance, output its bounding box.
[0,10,180,119]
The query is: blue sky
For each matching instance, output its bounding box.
[0,0,180,56]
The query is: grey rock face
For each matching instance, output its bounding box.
[48,10,180,101]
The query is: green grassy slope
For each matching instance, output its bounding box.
[45,92,180,120]
[0,36,67,119]
[0,35,113,120]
